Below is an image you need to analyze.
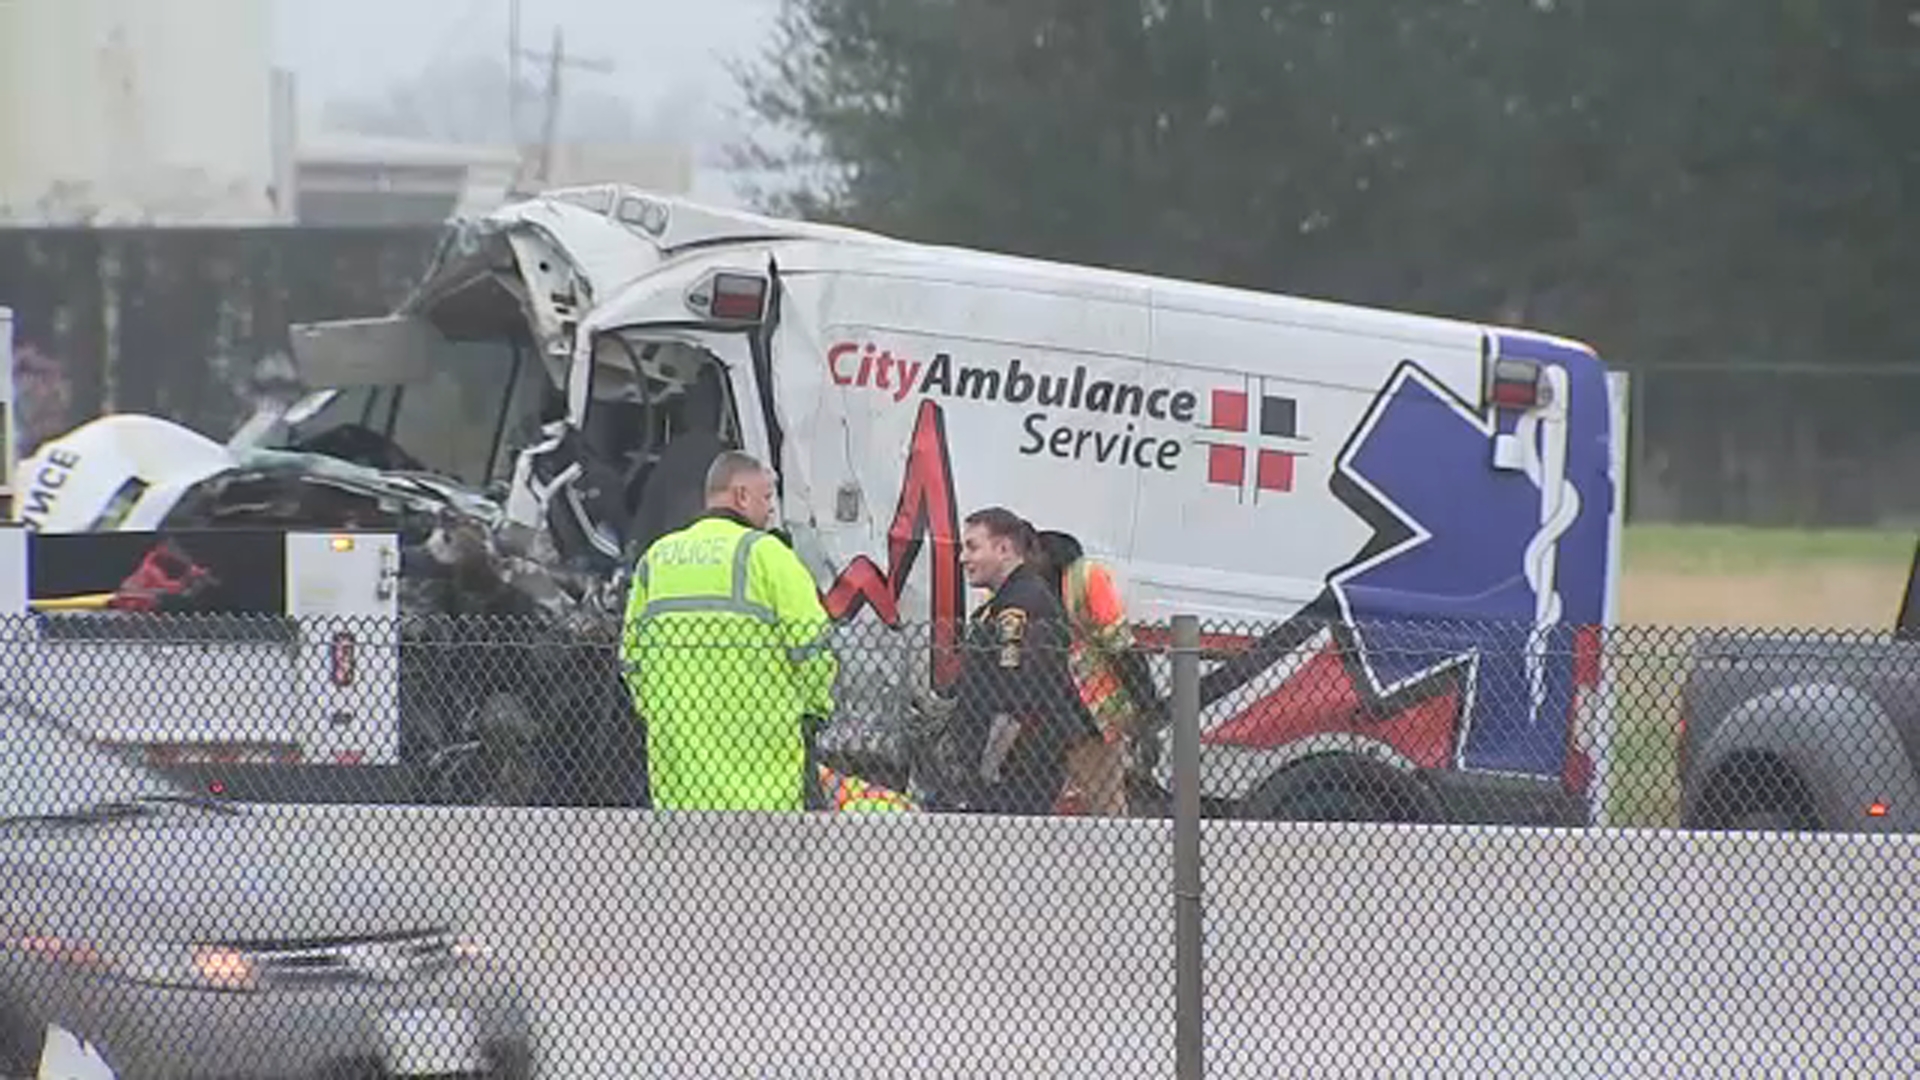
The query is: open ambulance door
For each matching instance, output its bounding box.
[1583,368,1632,825]
[530,259,789,571]
[1,307,17,523]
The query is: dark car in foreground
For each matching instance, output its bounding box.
[0,700,537,1079]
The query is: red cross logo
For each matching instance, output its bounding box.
[1197,385,1307,502]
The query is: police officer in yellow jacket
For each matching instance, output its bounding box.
[621,450,840,811]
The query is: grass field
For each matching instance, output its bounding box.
[1604,524,1914,826]
[1621,524,1914,630]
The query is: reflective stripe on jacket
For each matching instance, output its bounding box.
[621,512,839,811]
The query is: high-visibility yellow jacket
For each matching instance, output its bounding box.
[621,511,839,811]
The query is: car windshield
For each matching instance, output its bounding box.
[0,701,191,820]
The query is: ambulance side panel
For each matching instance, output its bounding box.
[1131,308,1621,814]
[1131,291,1485,625]
[760,245,1621,821]
[773,260,1156,638]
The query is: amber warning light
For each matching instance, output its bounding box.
[1868,802,1889,817]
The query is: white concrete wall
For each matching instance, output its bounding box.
[253,806,1920,1078]
[0,0,277,223]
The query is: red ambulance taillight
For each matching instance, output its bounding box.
[688,271,770,323]
[1488,357,1549,410]
[329,631,356,687]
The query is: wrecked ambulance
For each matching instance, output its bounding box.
[7,191,929,810]
[16,182,1628,826]
[296,183,1627,827]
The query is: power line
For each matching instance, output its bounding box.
[506,13,617,192]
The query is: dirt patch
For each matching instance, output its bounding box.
[1621,562,1908,630]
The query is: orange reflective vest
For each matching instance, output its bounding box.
[1059,558,1138,738]
[816,764,918,812]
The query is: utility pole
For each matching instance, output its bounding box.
[512,23,615,193]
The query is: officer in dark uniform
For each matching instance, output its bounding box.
[949,506,1101,815]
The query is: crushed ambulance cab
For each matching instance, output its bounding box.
[294,185,1632,826]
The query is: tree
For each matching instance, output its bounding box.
[730,0,1920,369]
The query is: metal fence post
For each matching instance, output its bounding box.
[1171,613,1205,1079]
[1,305,13,519]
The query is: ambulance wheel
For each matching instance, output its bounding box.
[413,695,543,806]
[1240,755,1441,824]
[459,694,543,806]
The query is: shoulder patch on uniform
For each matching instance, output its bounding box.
[996,607,1027,668]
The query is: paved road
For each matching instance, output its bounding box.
[263,807,1920,1078]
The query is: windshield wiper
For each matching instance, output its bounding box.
[1,792,240,827]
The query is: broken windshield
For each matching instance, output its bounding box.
[266,338,555,493]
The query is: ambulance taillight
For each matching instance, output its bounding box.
[1488,357,1551,410]
[688,271,770,324]
[329,631,356,687]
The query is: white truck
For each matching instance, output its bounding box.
[0,406,634,807]
[11,187,1631,825]
[0,520,404,788]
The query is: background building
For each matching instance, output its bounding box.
[0,0,285,224]
[0,0,693,226]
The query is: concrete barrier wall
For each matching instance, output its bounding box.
[250,806,1919,1078]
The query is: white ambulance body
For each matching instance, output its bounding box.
[466,186,1627,825]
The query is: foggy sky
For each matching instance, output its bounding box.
[272,0,781,202]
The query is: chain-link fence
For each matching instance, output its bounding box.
[3,608,1916,1077]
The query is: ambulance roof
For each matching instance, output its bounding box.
[492,183,1600,362]
[476,183,902,259]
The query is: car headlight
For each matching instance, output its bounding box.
[9,930,489,990]
[4,933,254,991]
[186,945,259,991]
[1,932,108,970]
